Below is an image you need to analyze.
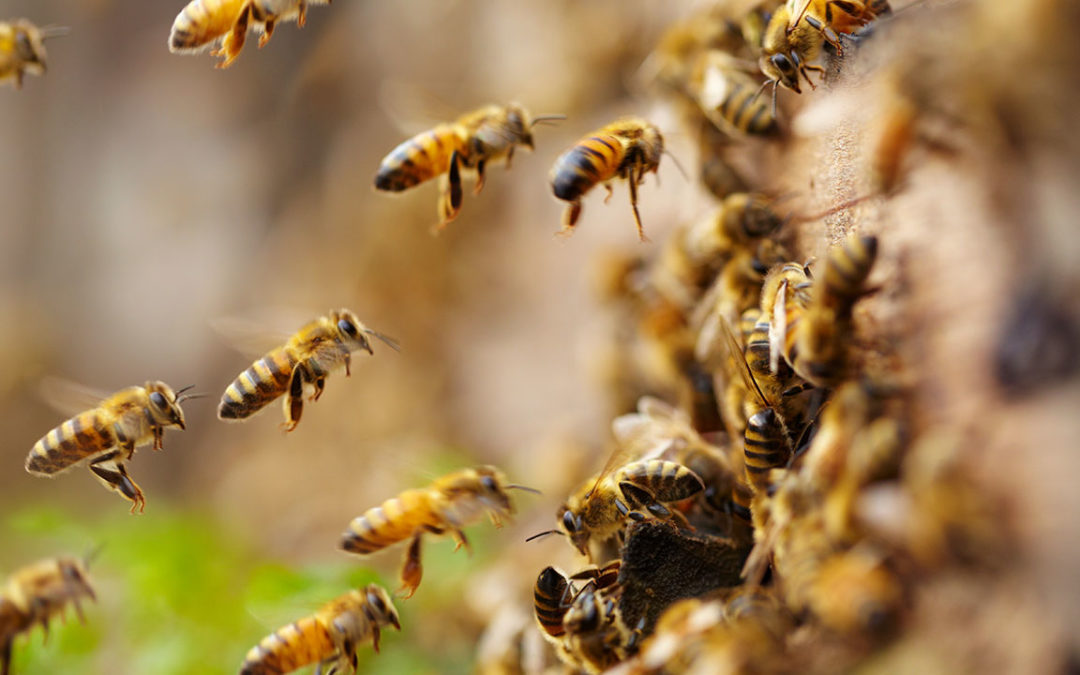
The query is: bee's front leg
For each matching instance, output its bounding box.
[152,427,164,452]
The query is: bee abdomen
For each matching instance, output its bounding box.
[619,460,705,503]
[721,82,776,135]
[340,491,428,555]
[744,409,789,491]
[25,411,113,475]
[218,348,296,420]
[534,567,570,637]
[240,617,333,675]
[169,0,242,52]
[822,235,878,306]
[374,126,459,191]
[551,135,624,200]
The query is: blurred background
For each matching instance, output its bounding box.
[0,1,706,672]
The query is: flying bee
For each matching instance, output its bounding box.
[0,20,66,89]
[168,0,329,69]
[550,117,664,242]
[339,466,537,599]
[239,584,400,675]
[217,308,398,432]
[374,103,564,232]
[25,381,195,513]
[759,0,890,111]
[1,556,96,675]
[533,457,705,561]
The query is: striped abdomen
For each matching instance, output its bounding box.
[550,135,626,201]
[374,125,464,191]
[240,616,334,675]
[534,567,570,638]
[340,489,436,555]
[743,408,789,494]
[819,235,878,313]
[717,80,776,135]
[169,0,248,51]
[25,410,116,475]
[218,347,298,420]
[614,460,704,504]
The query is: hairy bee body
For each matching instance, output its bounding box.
[692,51,777,136]
[375,104,549,231]
[340,466,520,598]
[218,309,396,432]
[169,0,329,68]
[0,20,50,89]
[0,557,96,675]
[558,459,705,558]
[239,585,400,675]
[24,382,189,513]
[550,117,664,242]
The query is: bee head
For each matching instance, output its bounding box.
[556,505,589,555]
[14,22,48,71]
[145,381,187,430]
[639,123,664,169]
[333,309,374,355]
[474,465,514,513]
[56,557,96,602]
[364,584,401,631]
[504,104,534,150]
[762,52,802,93]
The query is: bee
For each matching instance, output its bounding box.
[539,458,705,561]
[168,0,329,69]
[339,466,536,599]
[691,51,778,136]
[0,20,65,89]
[770,235,878,387]
[217,309,398,432]
[239,584,400,675]
[533,562,621,642]
[550,117,664,242]
[374,104,563,232]
[1,556,96,675]
[24,381,194,513]
[759,0,890,109]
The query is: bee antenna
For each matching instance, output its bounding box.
[751,78,771,104]
[507,484,542,495]
[40,25,71,40]
[174,384,197,396]
[364,329,402,352]
[662,150,689,182]
[530,114,567,128]
[525,529,562,543]
[177,391,210,404]
[770,81,779,121]
[83,543,105,568]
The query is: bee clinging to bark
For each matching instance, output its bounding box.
[339,466,537,599]
[374,103,564,232]
[168,0,330,69]
[217,309,398,432]
[239,584,400,675]
[25,381,194,513]
[550,117,665,242]
[0,19,66,89]
[1,556,96,675]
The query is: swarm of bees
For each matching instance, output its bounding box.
[9,0,1080,672]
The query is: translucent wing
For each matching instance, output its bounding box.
[788,0,816,32]
[377,78,463,137]
[770,279,788,376]
[718,314,771,410]
[209,312,300,358]
[38,376,111,417]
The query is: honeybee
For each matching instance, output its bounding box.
[239,584,400,675]
[550,117,664,242]
[691,51,778,136]
[374,104,563,232]
[217,309,398,432]
[168,0,329,69]
[0,20,65,89]
[339,466,536,598]
[24,381,193,513]
[0,556,96,675]
[759,0,891,108]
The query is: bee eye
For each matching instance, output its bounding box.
[562,510,578,533]
[16,33,33,60]
[338,319,359,338]
[481,475,497,491]
[771,53,794,75]
[368,591,385,612]
[149,392,167,409]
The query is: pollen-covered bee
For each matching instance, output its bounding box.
[0,20,64,89]
[759,0,891,108]
[217,309,398,432]
[550,117,664,242]
[374,103,563,232]
[339,466,536,598]
[545,457,705,560]
[24,381,193,513]
[0,556,96,675]
[239,584,400,675]
[168,0,329,69]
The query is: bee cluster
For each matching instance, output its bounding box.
[4,0,1080,673]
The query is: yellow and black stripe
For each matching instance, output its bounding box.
[534,567,570,637]
[374,124,463,191]
[25,410,114,475]
[339,489,435,555]
[717,80,777,135]
[819,234,878,313]
[615,459,705,504]
[550,134,625,202]
[240,617,334,675]
[218,347,298,420]
[169,0,247,51]
[743,408,789,494]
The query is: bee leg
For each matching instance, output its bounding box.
[603,183,614,204]
[626,167,649,243]
[13,69,23,90]
[488,511,504,528]
[474,160,486,195]
[282,367,305,432]
[451,529,471,554]
[435,151,464,232]
[556,201,582,238]
[370,624,383,653]
[258,19,275,49]
[88,455,145,514]
[1,637,12,675]
[152,427,164,451]
[216,3,250,69]
[398,534,423,599]
[505,145,515,169]
[297,1,308,28]
[344,352,352,377]
[311,377,326,402]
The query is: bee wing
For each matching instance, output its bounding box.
[38,376,110,417]
[209,314,297,358]
[377,79,463,137]
[718,314,771,410]
[769,279,788,375]
[788,0,816,31]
